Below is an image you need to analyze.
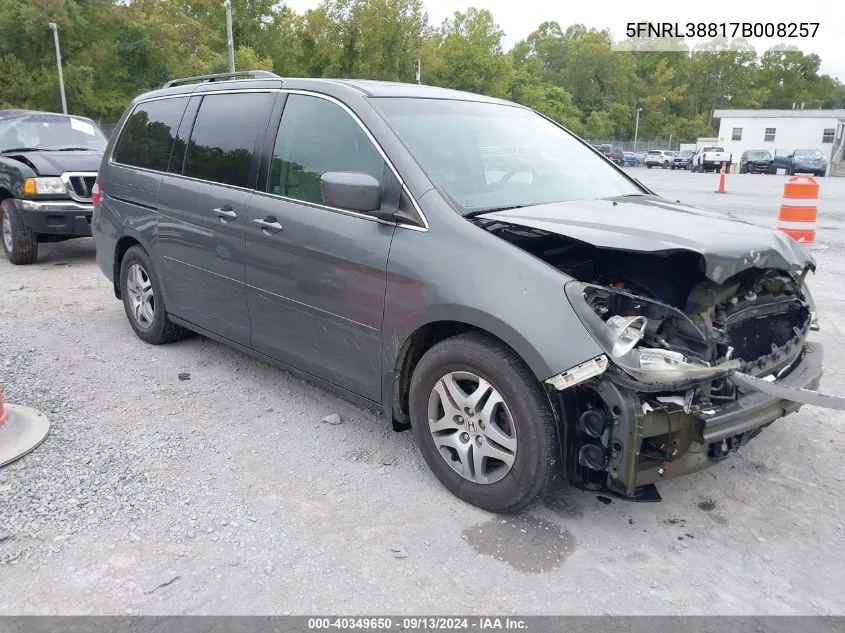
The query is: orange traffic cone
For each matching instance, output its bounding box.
[715,161,727,193]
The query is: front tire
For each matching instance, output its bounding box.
[0,199,38,265]
[119,245,187,345]
[409,332,558,514]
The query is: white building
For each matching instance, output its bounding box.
[712,109,845,176]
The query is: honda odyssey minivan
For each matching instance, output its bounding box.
[92,70,837,513]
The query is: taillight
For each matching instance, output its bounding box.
[91,178,102,208]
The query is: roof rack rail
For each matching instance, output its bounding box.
[162,70,281,89]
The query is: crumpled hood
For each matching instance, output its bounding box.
[5,150,102,176]
[478,195,814,284]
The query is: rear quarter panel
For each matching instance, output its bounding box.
[93,101,164,287]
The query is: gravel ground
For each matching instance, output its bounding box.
[1,172,845,615]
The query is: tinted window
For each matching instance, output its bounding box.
[183,93,270,188]
[268,94,384,205]
[113,98,189,171]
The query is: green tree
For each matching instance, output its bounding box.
[425,8,513,98]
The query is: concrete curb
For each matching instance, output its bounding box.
[0,404,51,468]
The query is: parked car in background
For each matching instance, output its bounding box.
[0,109,106,264]
[739,149,775,174]
[622,151,639,167]
[93,71,834,513]
[671,150,694,170]
[773,149,828,177]
[691,146,731,173]
[644,149,673,168]
[598,144,624,165]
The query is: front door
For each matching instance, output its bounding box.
[245,93,395,401]
[157,91,274,345]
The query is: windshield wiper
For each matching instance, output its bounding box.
[0,147,43,153]
[52,146,98,151]
[465,204,528,217]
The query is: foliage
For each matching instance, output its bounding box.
[1,0,843,142]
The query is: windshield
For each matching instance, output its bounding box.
[678,151,693,157]
[747,150,771,159]
[794,149,823,158]
[0,114,107,152]
[373,98,642,214]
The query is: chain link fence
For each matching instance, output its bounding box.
[588,139,680,152]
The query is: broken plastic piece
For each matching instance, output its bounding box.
[732,372,845,410]
[545,355,609,391]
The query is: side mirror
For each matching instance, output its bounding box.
[320,171,383,214]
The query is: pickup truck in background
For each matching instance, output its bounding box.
[691,146,732,173]
[0,109,106,264]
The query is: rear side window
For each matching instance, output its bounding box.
[267,94,385,205]
[113,97,189,171]
[182,93,270,188]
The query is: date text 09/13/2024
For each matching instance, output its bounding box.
[307,618,528,630]
[626,22,819,39]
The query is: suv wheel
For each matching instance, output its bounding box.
[409,332,557,514]
[0,199,38,265]
[120,245,187,344]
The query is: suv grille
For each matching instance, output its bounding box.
[69,176,95,199]
[61,172,98,202]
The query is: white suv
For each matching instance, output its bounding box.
[644,150,673,169]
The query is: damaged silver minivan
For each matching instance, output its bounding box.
[93,73,840,513]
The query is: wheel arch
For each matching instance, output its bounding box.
[385,316,550,431]
[112,232,149,299]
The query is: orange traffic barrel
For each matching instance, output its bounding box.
[777,176,819,244]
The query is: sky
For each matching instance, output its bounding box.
[284,0,845,82]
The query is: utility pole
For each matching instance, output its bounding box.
[634,107,642,152]
[48,22,67,115]
[415,59,421,84]
[224,0,235,73]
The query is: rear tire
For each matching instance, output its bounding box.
[409,332,558,514]
[119,245,187,345]
[0,199,38,265]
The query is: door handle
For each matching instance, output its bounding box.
[214,206,237,222]
[253,217,284,234]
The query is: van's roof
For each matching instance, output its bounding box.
[134,74,517,108]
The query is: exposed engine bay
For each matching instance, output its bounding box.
[475,217,828,499]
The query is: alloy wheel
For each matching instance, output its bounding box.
[2,213,12,252]
[125,263,155,329]
[426,371,517,484]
